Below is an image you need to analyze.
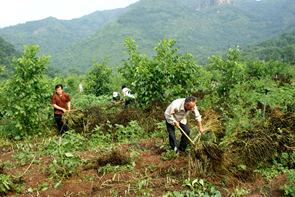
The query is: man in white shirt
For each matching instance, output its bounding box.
[121,85,135,108]
[164,96,205,154]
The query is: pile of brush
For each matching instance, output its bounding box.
[188,107,295,181]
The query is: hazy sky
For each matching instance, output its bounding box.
[0,0,140,28]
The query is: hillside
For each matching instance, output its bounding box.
[0,36,21,80]
[51,0,295,71]
[0,8,131,56]
[1,0,295,73]
[241,31,295,65]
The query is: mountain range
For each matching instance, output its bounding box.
[0,0,294,74]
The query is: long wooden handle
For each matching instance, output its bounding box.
[178,127,195,146]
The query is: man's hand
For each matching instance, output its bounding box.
[197,121,205,134]
[174,122,180,128]
[199,128,205,134]
[62,108,67,113]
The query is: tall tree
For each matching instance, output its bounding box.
[0,44,51,136]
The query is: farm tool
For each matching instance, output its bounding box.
[178,126,196,146]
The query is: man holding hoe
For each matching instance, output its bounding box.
[164,96,205,155]
[51,84,71,135]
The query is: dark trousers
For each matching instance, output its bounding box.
[124,99,136,109]
[166,120,190,152]
[54,114,69,135]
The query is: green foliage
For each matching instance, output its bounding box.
[255,159,289,181]
[162,149,179,161]
[88,125,113,148]
[230,186,251,197]
[12,145,35,166]
[0,44,51,136]
[281,170,295,197]
[71,94,110,109]
[46,132,85,182]
[164,178,221,197]
[49,0,295,70]
[246,59,286,79]
[242,31,295,66]
[64,74,84,94]
[119,37,211,106]
[84,56,113,96]
[201,64,294,134]
[44,130,87,155]
[0,36,21,81]
[115,120,145,143]
[0,9,125,58]
[209,47,246,93]
[97,162,136,175]
[0,174,14,195]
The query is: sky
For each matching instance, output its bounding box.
[0,0,140,28]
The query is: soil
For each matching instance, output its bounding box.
[1,138,287,197]
[1,102,294,197]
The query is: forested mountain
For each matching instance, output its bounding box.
[1,0,295,74]
[0,36,21,80]
[51,0,295,71]
[241,31,295,65]
[0,7,132,55]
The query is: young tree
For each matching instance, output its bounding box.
[0,44,51,135]
[84,56,113,96]
[209,47,246,94]
[119,37,212,106]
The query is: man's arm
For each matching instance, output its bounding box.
[190,106,204,133]
[53,104,66,113]
[164,104,178,127]
[67,102,71,113]
[197,121,205,134]
[123,92,126,102]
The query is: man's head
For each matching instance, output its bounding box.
[55,84,63,95]
[184,96,196,111]
[121,85,126,90]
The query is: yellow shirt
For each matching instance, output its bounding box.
[164,98,202,125]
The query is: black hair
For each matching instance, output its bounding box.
[185,96,196,105]
[55,84,63,90]
[121,85,127,90]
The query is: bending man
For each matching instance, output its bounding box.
[164,96,204,154]
[51,84,71,135]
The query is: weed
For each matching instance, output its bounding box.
[46,136,83,183]
[162,150,178,161]
[280,169,295,197]
[97,162,135,175]
[115,120,145,143]
[37,181,50,191]
[230,186,251,197]
[88,125,113,148]
[255,159,289,181]
[0,174,14,195]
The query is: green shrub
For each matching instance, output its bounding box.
[281,170,295,197]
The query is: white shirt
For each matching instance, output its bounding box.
[164,98,201,125]
[122,87,135,99]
